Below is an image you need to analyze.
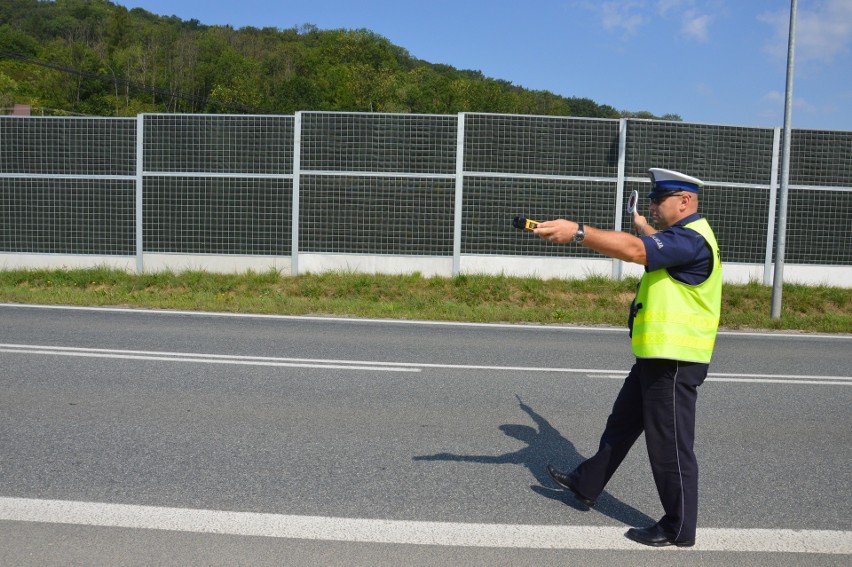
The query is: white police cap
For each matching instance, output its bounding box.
[647,168,704,198]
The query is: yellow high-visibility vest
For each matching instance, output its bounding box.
[631,218,722,363]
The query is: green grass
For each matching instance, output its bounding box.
[0,268,849,333]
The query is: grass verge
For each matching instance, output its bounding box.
[0,268,849,333]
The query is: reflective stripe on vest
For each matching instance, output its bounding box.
[631,218,722,363]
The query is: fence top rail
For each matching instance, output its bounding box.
[0,115,136,122]
[140,112,294,120]
[463,112,620,124]
[624,117,777,131]
[2,112,849,135]
[0,173,136,180]
[624,116,852,134]
[297,110,456,119]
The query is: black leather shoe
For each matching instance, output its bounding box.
[625,524,695,547]
[546,464,595,507]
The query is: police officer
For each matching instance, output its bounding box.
[533,168,722,548]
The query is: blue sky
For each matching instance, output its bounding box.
[113,0,852,131]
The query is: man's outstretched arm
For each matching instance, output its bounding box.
[534,219,648,265]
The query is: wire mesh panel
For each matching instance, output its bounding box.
[625,120,781,265]
[789,129,852,187]
[141,114,294,256]
[463,114,620,177]
[461,114,620,259]
[298,175,455,255]
[0,116,136,176]
[463,177,615,257]
[297,113,458,257]
[0,116,136,256]
[624,120,777,184]
[143,114,294,174]
[143,177,292,255]
[0,178,135,254]
[299,112,458,174]
[782,188,852,265]
[781,130,852,265]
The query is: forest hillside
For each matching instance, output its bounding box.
[0,0,681,120]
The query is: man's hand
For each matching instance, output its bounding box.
[533,219,579,244]
[534,218,648,265]
[633,211,656,236]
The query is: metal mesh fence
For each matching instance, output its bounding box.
[298,175,455,255]
[0,116,136,176]
[789,129,852,187]
[463,114,620,177]
[144,114,294,175]
[299,112,457,174]
[0,116,136,255]
[462,115,621,258]
[0,112,849,275]
[624,120,777,184]
[781,130,852,266]
[141,114,294,256]
[783,187,852,265]
[463,177,612,257]
[143,176,291,255]
[298,112,458,256]
[625,120,785,266]
[0,178,135,254]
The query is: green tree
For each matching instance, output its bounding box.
[1,0,680,119]
[0,71,18,109]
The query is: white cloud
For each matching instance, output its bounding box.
[797,0,852,61]
[764,91,784,103]
[760,0,852,63]
[761,90,820,122]
[681,12,712,41]
[757,10,788,60]
[656,0,686,17]
[579,0,715,40]
[600,1,649,34]
[794,97,818,114]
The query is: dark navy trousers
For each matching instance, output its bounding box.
[570,358,708,542]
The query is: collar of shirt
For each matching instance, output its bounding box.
[671,212,702,228]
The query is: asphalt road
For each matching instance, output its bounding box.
[0,304,850,566]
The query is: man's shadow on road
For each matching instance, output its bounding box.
[413,395,654,527]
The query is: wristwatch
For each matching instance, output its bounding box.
[573,223,586,243]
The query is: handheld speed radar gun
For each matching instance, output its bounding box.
[512,216,540,231]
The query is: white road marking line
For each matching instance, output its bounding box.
[0,497,849,554]
[0,345,420,373]
[711,372,852,381]
[707,378,852,385]
[592,373,852,385]
[2,343,850,384]
[1,343,605,375]
[3,303,850,340]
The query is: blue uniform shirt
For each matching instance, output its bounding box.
[640,213,714,285]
